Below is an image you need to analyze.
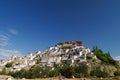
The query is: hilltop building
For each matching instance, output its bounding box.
[40,41,96,67]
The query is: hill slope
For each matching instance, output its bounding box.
[0,41,120,78]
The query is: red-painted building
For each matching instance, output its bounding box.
[58,41,82,48]
[75,41,82,46]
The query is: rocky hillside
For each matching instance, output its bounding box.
[0,41,120,78]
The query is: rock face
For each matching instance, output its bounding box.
[87,59,117,76]
[103,65,117,76]
[40,41,96,67]
[0,75,13,80]
[6,77,12,80]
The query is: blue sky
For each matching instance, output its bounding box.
[0,0,120,60]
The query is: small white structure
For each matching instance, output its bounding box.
[28,61,36,66]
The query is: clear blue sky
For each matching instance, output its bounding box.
[0,0,120,59]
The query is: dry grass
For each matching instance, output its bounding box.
[0,75,120,80]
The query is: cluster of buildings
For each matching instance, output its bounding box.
[0,58,12,66]
[40,41,96,67]
[0,41,96,72]
[0,51,41,72]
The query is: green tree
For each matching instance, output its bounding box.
[48,68,59,77]
[92,47,117,66]
[5,62,13,68]
[74,63,89,78]
[59,62,75,78]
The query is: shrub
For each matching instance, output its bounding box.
[90,69,108,78]
[11,65,59,79]
[5,62,13,68]
[114,71,120,76]
[74,63,89,77]
[0,68,7,75]
[87,56,92,60]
